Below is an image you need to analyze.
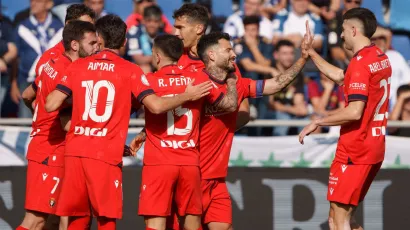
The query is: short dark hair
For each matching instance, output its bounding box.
[63,20,96,51]
[343,7,377,39]
[95,14,127,49]
[153,34,184,62]
[197,32,231,64]
[397,84,410,97]
[243,16,260,27]
[275,39,295,52]
[65,4,96,23]
[173,3,209,27]
[143,5,162,19]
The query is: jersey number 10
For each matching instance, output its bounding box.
[81,80,115,122]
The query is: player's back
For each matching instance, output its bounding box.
[61,50,148,165]
[337,44,392,164]
[27,52,72,164]
[144,65,204,166]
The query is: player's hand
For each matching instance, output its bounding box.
[185,79,212,101]
[10,80,21,104]
[129,131,146,156]
[301,20,314,59]
[298,121,319,145]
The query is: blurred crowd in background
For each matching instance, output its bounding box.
[1,0,410,137]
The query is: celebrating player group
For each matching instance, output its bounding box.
[18,2,390,230]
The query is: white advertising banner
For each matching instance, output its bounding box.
[0,126,409,168]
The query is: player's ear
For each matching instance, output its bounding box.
[196,24,205,35]
[208,49,216,62]
[71,40,79,52]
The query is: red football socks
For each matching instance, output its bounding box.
[68,216,92,230]
[16,226,28,230]
[97,217,116,230]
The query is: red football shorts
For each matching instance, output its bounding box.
[25,160,64,214]
[56,156,123,219]
[201,178,232,225]
[138,165,202,217]
[327,161,382,206]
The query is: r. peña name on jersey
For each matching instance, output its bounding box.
[158,76,192,87]
[87,62,115,72]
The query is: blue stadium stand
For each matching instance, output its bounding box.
[157,0,183,23]
[390,0,410,31]
[392,34,410,63]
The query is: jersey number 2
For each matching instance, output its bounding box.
[372,77,391,136]
[81,80,115,122]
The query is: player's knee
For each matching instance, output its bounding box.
[207,222,232,230]
[21,211,47,229]
[145,216,167,230]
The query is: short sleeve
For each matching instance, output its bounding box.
[346,62,370,102]
[56,66,73,96]
[131,67,154,103]
[32,75,41,92]
[307,80,320,99]
[239,77,264,99]
[337,87,345,102]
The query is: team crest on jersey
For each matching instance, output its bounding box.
[61,76,67,83]
[141,74,150,86]
[49,198,55,207]
[178,65,184,69]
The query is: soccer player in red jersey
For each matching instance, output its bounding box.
[34,4,96,78]
[299,8,392,230]
[18,21,98,230]
[44,15,212,230]
[139,34,239,230]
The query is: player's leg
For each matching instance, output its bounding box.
[328,204,335,230]
[19,160,55,230]
[330,202,355,230]
[81,158,123,230]
[56,156,92,229]
[175,166,202,230]
[349,207,363,230]
[59,216,68,230]
[201,180,232,230]
[138,165,179,230]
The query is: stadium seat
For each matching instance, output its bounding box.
[391,34,410,63]
[361,0,386,27]
[390,0,410,31]
[105,0,133,21]
[212,0,233,17]
[157,0,183,23]
[2,0,27,20]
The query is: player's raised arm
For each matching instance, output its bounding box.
[262,21,313,95]
[305,21,345,85]
[142,79,213,114]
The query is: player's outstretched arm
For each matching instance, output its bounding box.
[142,80,213,114]
[298,100,365,144]
[304,20,344,85]
[22,84,36,113]
[45,90,69,112]
[214,76,238,112]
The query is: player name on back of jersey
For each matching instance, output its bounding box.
[158,76,192,87]
[42,61,58,80]
[87,62,115,72]
[368,58,390,73]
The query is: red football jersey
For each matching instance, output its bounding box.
[143,65,224,166]
[35,41,65,77]
[199,70,265,179]
[336,44,392,164]
[27,52,72,166]
[56,50,154,165]
[177,50,205,73]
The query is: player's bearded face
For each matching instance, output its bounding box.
[78,32,99,58]
[215,40,236,73]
